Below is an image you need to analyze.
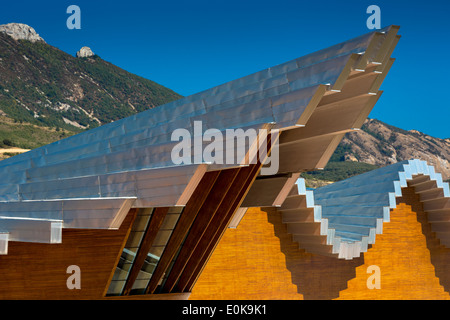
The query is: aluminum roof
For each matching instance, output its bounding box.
[0,25,400,255]
[278,160,450,260]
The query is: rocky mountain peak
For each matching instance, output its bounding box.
[76,46,95,58]
[0,30,181,144]
[0,23,45,43]
[340,118,450,180]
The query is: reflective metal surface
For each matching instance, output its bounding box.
[0,26,400,255]
[284,160,450,260]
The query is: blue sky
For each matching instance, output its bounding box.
[1,0,449,138]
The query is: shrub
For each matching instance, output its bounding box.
[2,138,13,147]
[301,161,379,182]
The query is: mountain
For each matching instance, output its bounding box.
[341,119,450,178]
[0,23,45,43]
[303,118,450,187]
[0,23,182,151]
[1,24,449,181]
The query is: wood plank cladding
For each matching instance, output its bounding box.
[337,187,450,300]
[145,170,221,294]
[181,134,274,292]
[189,207,363,299]
[122,207,170,295]
[0,209,137,300]
[161,168,241,292]
[190,190,450,300]
[181,163,262,292]
[151,133,272,294]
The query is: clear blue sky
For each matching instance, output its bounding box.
[1,0,449,138]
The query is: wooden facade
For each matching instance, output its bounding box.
[0,162,263,299]
[337,187,450,300]
[1,183,448,300]
[0,28,402,300]
[190,187,450,300]
[0,209,137,299]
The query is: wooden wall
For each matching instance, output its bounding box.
[1,186,449,300]
[190,207,364,300]
[337,187,450,300]
[0,209,137,299]
[190,188,450,300]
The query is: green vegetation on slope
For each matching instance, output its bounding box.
[0,31,182,161]
[0,116,74,149]
[301,161,379,184]
[300,141,379,187]
[0,32,182,133]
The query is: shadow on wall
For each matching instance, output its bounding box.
[263,207,365,300]
[405,187,450,294]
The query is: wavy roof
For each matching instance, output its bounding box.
[0,26,400,255]
[279,159,450,260]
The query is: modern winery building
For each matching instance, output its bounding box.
[5,25,447,300]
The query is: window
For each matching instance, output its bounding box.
[106,208,153,296]
[106,206,184,296]
[130,207,183,295]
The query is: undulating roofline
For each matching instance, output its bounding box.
[0,25,401,255]
[277,159,450,260]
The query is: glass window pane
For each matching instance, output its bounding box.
[132,214,151,231]
[121,248,137,261]
[168,207,184,214]
[160,213,180,230]
[125,231,145,247]
[132,278,150,290]
[148,246,165,258]
[153,230,173,246]
[143,256,158,271]
[106,206,188,296]
[110,267,130,281]
[107,280,126,296]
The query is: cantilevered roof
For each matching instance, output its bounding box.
[0,25,400,255]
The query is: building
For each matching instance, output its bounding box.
[0,26,401,299]
[191,159,450,300]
